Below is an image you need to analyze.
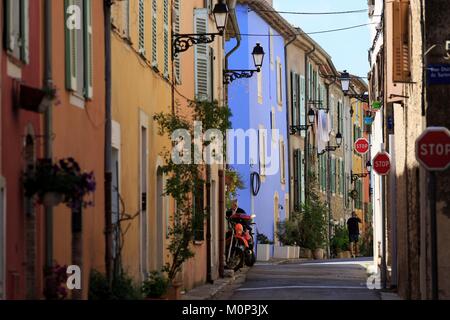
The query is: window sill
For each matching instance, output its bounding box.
[69,93,86,109]
[193,240,204,246]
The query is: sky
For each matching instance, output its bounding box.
[273,0,371,78]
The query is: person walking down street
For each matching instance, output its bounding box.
[226,199,246,218]
[347,212,362,258]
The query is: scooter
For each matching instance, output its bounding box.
[225,213,256,271]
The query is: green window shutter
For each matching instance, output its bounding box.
[300,151,305,205]
[20,0,29,63]
[293,150,299,210]
[173,0,181,84]
[291,71,297,126]
[332,158,336,194]
[84,0,93,99]
[300,75,306,137]
[163,0,169,78]
[151,0,158,67]
[194,9,210,101]
[65,0,77,91]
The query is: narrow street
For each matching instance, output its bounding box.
[216,258,380,300]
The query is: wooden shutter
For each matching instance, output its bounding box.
[20,0,29,63]
[151,0,158,66]
[392,0,411,82]
[163,0,169,78]
[293,149,300,210]
[194,9,210,100]
[173,0,181,83]
[300,151,305,205]
[291,72,298,126]
[280,140,286,184]
[84,0,93,99]
[65,0,77,91]
[138,0,145,55]
[300,75,306,137]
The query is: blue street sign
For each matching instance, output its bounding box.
[427,64,450,85]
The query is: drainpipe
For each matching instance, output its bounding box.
[304,46,315,202]
[44,0,53,271]
[221,2,240,278]
[104,0,113,285]
[284,34,297,216]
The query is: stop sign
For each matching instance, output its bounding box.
[373,151,391,176]
[355,138,370,155]
[415,127,450,171]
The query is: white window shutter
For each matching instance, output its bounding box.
[138,0,145,55]
[152,0,158,67]
[84,0,93,99]
[163,0,169,78]
[173,0,181,84]
[20,0,29,64]
[194,9,210,101]
[300,75,306,137]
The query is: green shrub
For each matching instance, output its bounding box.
[359,227,374,257]
[257,233,274,245]
[142,271,169,299]
[331,225,349,256]
[88,270,142,300]
[276,217,301,246]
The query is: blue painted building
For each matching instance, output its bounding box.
[226,3,289,245]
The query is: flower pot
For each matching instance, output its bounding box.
[166,281,182,300]
[313,248,324,260]
[290,246,300,259]
[273,246,290,259]
[256,244,272,261]
[300,248,312,259]
[42,192,63,207]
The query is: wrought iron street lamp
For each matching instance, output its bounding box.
[319,132,343,154]
[173,1,229,58]
[351,162,372,182]
[290,109,315,135]
[223,43,265,84]
[341,70,369,103]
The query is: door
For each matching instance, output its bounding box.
[112,148,120,271]
[156,168,164,270]
[0,183,5,299]
[140,126,148,279]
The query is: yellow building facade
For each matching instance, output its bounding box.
[111,0,173,281]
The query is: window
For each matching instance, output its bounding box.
[193,183,205,241]
[65,0,93,99]
[138,0,145,55]
[5,0,29,63]
[140,125,148,278]
[293,149,302,211]
[276,57,283,106]
[151,0,158,67]
[269,28,274,68]
[290,71,298,126]
[163,0,169,78]
[257,71,263,104]
[173,0,181,83]
[259,128,267,176]
[194,9,210,100]
[392,0,411,82]
[271,108,276,141]
[300,75,306,137]
[280,138,286,184]
[331,156,336,194]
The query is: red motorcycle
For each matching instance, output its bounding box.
[225,213,256,271]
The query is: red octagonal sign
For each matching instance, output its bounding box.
[415,127,450,171]
[373,151,391,176]
[355,138,370,155]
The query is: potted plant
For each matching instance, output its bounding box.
[275,216,301,259]
[331,225,350,259]
[23,158,96,209]
[142,271,169,300]
[256,233,273,261]
[43,264,68,300]
[299,174,327,260]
